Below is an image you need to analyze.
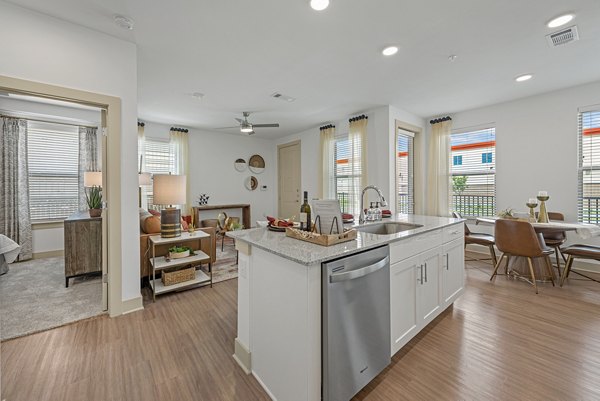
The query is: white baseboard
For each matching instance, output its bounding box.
[466,244,600,275]
[252,371,278,401]
[233,337,252,374]
[121,295,144,315]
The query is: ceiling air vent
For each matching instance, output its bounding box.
[271,92,296,102]
[546,25,579,47]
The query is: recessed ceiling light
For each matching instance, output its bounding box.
[448,55,458,62]
[114,15,134,30]
[192,92,204,99]
[547,14,574,28]
[515,74,533,82]
[382,46,398,56]
[310,0,329,11]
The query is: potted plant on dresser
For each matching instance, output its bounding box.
[86,186,102,217]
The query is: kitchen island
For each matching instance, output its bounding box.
[227,214,465,401]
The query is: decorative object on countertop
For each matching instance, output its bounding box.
[245,176,258,191]
[526,198,538,222]
[161,265,196,286]
[248,154,265,174]
[168,245,192,259]
[154,174,187,238]
[198,193,210,205]
[83,172,103,218]
[537,191,550,223]
[285,226,357,246]
[234,158,247,172]
[497,207,516,219]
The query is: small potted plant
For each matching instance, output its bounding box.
[168,245,192,259]
[85,186,102,217]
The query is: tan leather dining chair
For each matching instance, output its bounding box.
[452,211,497,266]
[559,244,600,287]
[490,219,555,293]
[536,211,568,275]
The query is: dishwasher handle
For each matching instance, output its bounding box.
[329,256,390,283]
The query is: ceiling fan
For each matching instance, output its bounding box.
[217,112,280,135]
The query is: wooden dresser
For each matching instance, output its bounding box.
[64,211,102,287]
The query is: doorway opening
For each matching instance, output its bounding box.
[278,140,301,219]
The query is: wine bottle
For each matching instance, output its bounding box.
[300,191,312,231]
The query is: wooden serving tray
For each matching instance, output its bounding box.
[285,227,357,247]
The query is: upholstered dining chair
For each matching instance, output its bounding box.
[490,219,555,294]
[535,211,568,276]
[559,244,600,287]
[452,211,497,267]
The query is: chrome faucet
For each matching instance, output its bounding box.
[359,185,388,224]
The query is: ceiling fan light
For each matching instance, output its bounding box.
[310,0,329,11]
[240,125,253,133]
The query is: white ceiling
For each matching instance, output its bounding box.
[8,0,600,138]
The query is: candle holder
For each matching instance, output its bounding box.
[526,201,538,222]
[537,195,550,223]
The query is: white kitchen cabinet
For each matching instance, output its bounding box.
[417,248,442,327]
[390,254,420,355]
[442,238,465,306]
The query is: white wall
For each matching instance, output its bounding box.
[142,121,276,225]
[0,2,140,302]
[274,105,425,215]
[448,80,600,249]
[0,97,102,254]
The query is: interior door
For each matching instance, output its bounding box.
[418,248,441,326]
[100,109,108,311]
[278,141,301,219]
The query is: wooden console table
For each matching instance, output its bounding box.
[64,211,101,287]
[193,204,251,229]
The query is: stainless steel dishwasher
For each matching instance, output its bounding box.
[322,245,391,401]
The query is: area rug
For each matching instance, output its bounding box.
[0,257,103,341]
[212,237,239,283]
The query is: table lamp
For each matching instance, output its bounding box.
[153,174,186,238]
[138,172,152,208]
[84,171,102,188]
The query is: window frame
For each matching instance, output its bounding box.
[140,136,177,210]
[577,107,600,223]
[333,132,363,216]
[395,128,415,214]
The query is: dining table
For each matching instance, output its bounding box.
[475,216,600,281]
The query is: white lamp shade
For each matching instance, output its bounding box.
[153,174,186,205]
[138,172,152,186]
[84,171,102,187]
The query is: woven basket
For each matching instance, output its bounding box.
[161,266,195,286]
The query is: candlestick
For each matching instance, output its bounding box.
[536,194,550,223]
[538,190,548,197]
[526,198,538,222]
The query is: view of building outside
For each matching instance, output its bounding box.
[580,110,600,223]
[450,127,496,216]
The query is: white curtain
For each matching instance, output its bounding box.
[348,117,368,216]
[425,119,452,216]
[0,117,32,261]
[319,125,336,199]
[170,129,190,212]
[78,126,99,210]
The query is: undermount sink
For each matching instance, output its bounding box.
[356,222,423,235]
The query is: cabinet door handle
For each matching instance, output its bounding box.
[418,264,423,284]
[424,262,428,283]
[446,253,450,270]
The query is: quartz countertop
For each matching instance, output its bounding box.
[227,214,463,266]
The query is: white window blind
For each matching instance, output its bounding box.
[334,133,363,216]
[396,129,414,214]
[141,137,176,209]
[578,109,600,223]
[27,121,80,221]
[450,127,496,217]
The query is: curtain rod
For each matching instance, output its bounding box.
[170,127,188,133]
[0,109,98,129]
[349,114,368,123]
[430,116,452,124]
[138,121,145,127]
[320,124,335,130]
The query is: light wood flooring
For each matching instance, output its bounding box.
[2,255,600,401]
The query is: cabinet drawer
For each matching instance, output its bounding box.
[390,229,442,263]
[443,224,464,243]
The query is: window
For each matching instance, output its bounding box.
[396,129,414,214]
[481,152,493,164]
[578,109,600,223]
[27,121,80,221]
[140,137,176,209]
[450,127,496,217]
[334,133,364,216]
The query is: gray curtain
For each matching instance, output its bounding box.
[0,117,32,261]
[78,126,99,210]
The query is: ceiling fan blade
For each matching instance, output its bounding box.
[234,118,243,123]
[248,130,255,135]
[214,126,240,129]
[252,123,280,128]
